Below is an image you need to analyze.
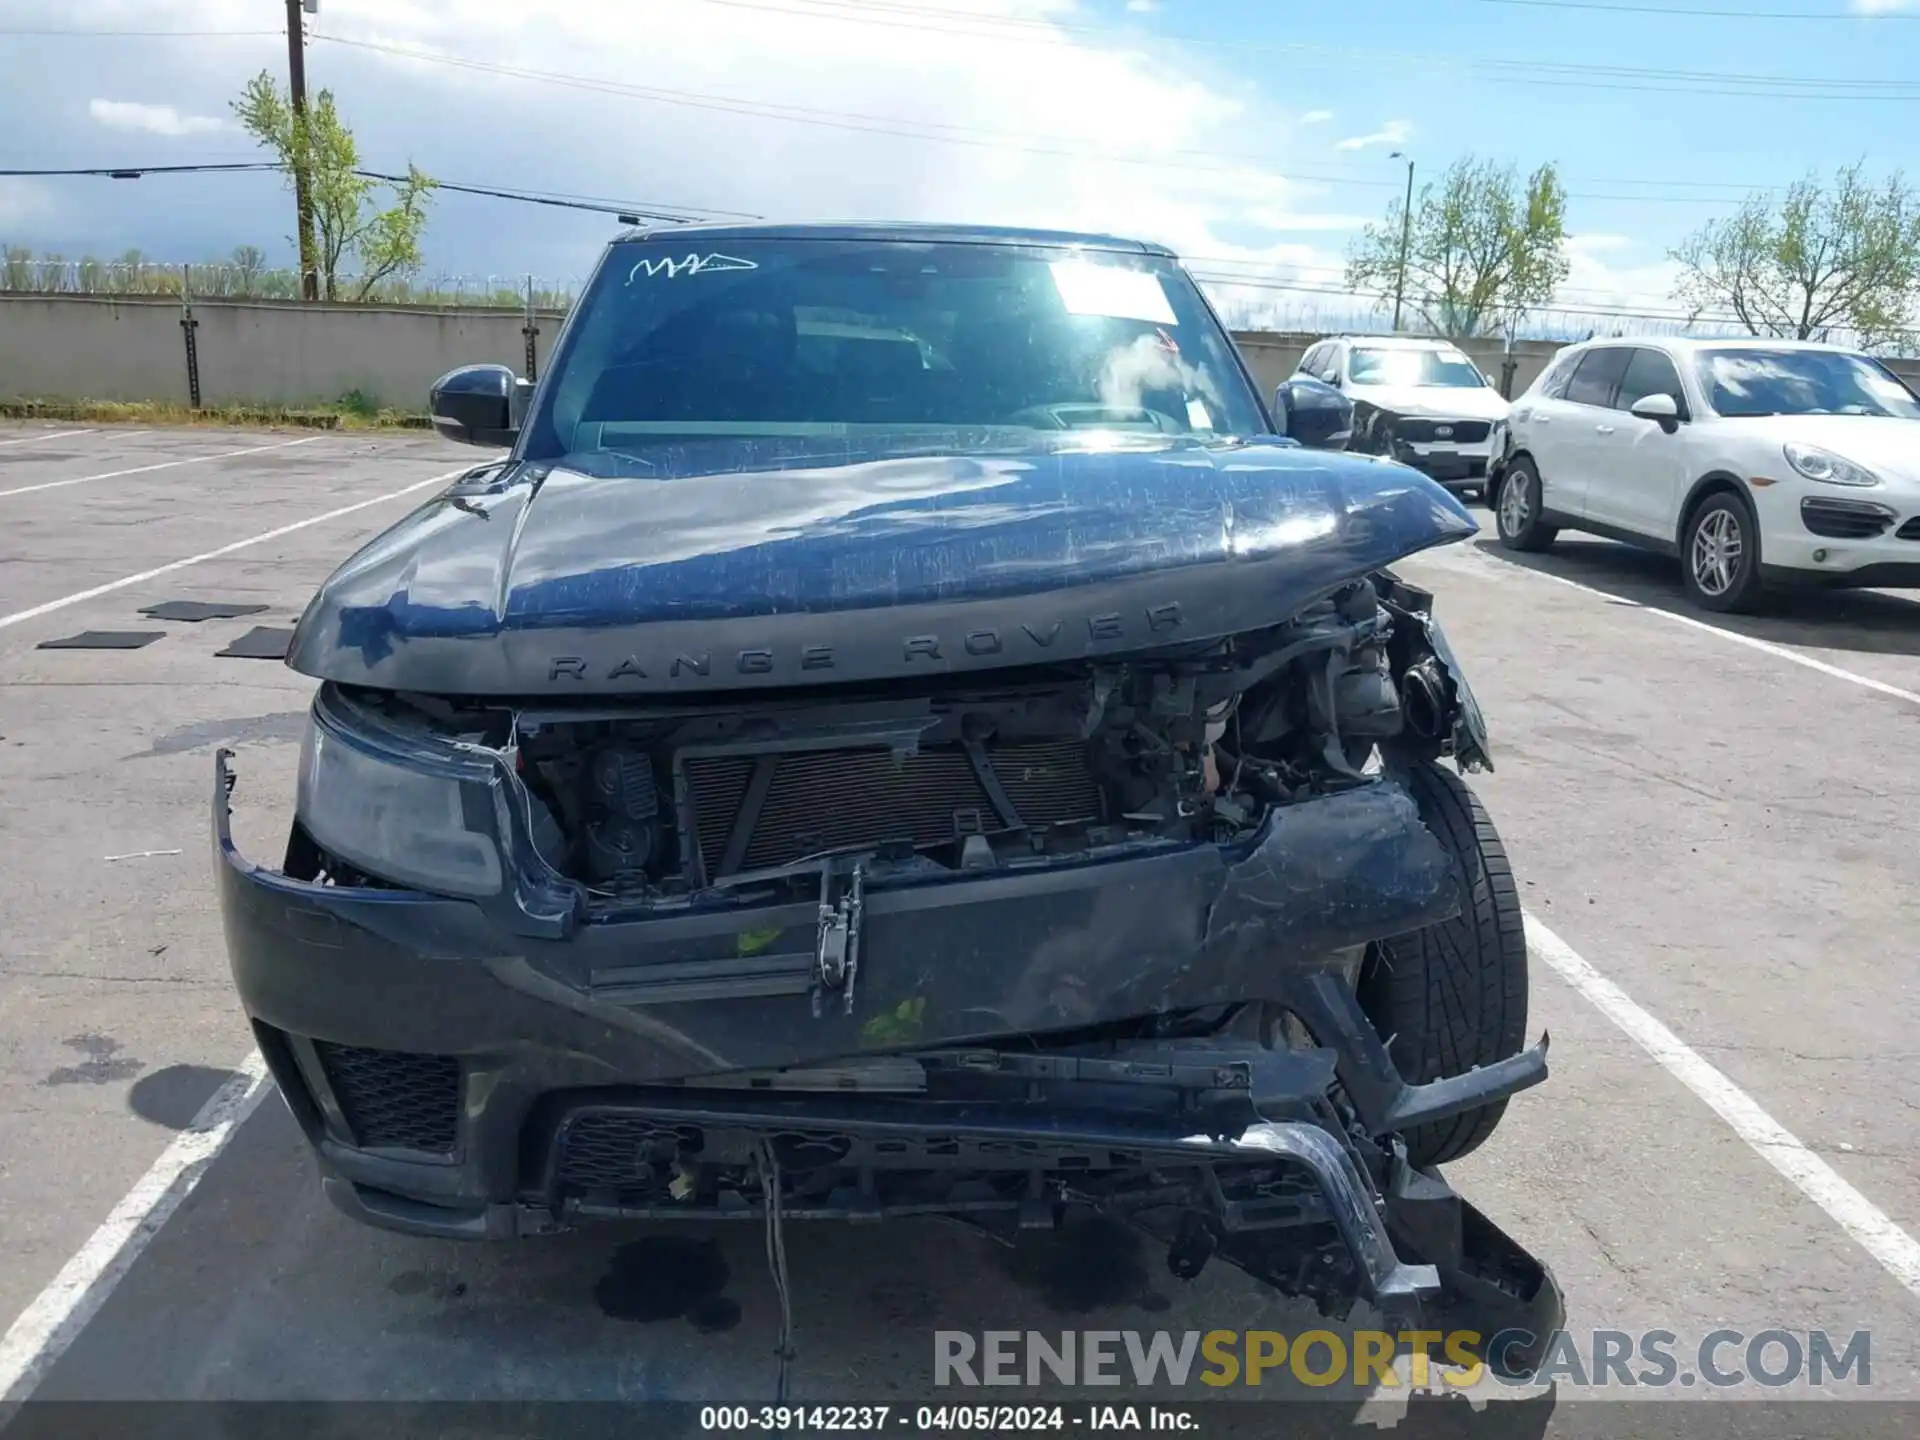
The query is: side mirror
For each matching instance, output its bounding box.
[1274,376,1355,451]
[1629,392,1682,433]
[430,364,526,448]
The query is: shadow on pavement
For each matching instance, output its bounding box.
[127,1066,243,1131]
[1471,535,1920,659]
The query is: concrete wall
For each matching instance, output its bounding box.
[0,295,565,410]
[9,293,1920,412]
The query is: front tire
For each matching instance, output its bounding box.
[1494,458,1557,552]
[1681,492,1764,613]
[1359,761,1529,1168]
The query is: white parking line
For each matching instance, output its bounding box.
[0,434,321,500]
[1526,912,1920,1302]
[0,428,98,449]
[0,1052,269,1408]
[0,461,487,634]
[1496,552,1920,709]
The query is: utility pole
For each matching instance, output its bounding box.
[1389,150,1414,333]
[286,0,321,301]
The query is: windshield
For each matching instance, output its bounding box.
[1694,348,1920,419]
[1347,347,1487,389]
[521,238,1268,464]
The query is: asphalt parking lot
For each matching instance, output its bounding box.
[0,420,1916,1435]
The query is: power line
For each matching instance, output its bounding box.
[690,0,1920,94]
[0,28,281,37]
[1460,0,1918,18]
[0,163,283,177]
[304,34,1868,202]
[0,161,752,222]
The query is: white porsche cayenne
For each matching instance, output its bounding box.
[1487,336,1920,612]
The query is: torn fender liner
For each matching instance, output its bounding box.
[1202,778,1458,958]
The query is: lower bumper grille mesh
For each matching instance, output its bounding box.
[313,1042,461,1155]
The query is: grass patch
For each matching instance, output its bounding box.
[0,397,432,432]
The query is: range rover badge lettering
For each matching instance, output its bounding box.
[544,600,1189,685]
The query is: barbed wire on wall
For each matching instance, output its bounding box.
[3,254,1911,354]
[0,258,582,310]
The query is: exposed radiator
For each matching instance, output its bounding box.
[682,738,1101,877]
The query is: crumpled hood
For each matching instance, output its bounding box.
[287,436,1477,695]
[1350,384,1510,422]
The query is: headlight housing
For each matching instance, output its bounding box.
[296,689,506,897]
[1784,443,1879,488]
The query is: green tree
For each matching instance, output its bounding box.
[1346,157,1569,339]
[232,71,436,301]
[1670,163,1920,349]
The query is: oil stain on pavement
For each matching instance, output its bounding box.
[594,1235,744,1333]
[43,1032,143,1087]
[999,1215,1170,1314]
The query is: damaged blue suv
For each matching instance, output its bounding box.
[215,224,1562,1373]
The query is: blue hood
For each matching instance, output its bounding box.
[286,436,1476,696]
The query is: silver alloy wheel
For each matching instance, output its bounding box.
[1691,506,1744,597]
[1499,472,1532,535]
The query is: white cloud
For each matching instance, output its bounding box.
[89,98,225,137]
[0,177,56,230]
[1333,119,1413,152]
[1567,233,1635,255]
[1299,109,1334,125]
[1850,0,1915,14]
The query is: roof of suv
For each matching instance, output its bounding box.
[613,221,1177,256]
[1563,335,1866,357]
[1325,335,1470,351]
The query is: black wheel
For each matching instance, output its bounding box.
[1358,760,1529,1167]
[1493,457,1556,552]
[1680,491,1764,613]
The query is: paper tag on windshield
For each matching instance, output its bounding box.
[1049,261,1178,326]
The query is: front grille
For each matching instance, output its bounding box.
[556,1113,705,1193]
[1395,418,1490,445]
[683,739,1102,877]
[1801,497,1894,540]
[313,1042,461,1155]
[1897,516,1920,541]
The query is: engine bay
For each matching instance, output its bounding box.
[304,572,1478,913]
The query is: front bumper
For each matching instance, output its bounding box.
[1750,485,1920,588]
[1389,438,1492,486]
[215,747,1557,1353]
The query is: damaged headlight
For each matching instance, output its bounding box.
[296,690,506,897]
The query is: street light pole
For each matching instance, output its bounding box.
[1389,151,1414,333]
[286,0,321,301]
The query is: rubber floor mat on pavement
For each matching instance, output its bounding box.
[215,625,297,660]
[139,600,272,622]
[37,631,166,650]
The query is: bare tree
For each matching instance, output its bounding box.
[1346,157,1569,340]
[1670,163,1920,349]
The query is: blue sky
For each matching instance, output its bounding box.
[2,0,1916,333]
